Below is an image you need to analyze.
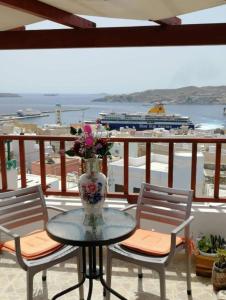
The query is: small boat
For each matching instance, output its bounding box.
[17,108,42,117]
[96,103,195,131]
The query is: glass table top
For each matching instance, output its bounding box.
[46,208,136,246]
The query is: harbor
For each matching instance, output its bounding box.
[0,106,89,122]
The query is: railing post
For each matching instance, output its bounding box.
[168,142,174,188]
[60,141,66,193]
[0,140,7,191]
[145,142,151,184]
[102,156,107,176]
[39,140,46,193]
[214,142,221,200]
[19,140,26,188]
[124,141,129,199]
[191,142,197,197]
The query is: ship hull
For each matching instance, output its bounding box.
[99,121,195,131]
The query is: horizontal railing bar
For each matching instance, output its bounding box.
[1,135,226,143]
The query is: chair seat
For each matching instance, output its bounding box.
[0,230,63,260]
[120,229,183,256]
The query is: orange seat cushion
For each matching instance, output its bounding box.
[120,229,183,256]
[0,230,62,260]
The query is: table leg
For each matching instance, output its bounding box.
[87,246,93,300]
[51,247,86,300]
[51,245,128,300]
[98,246,127,300]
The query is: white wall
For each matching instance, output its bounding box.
[12,140,53,171]
[108,151,204,194]
[0,168,17,190]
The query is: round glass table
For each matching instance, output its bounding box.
[46,207,136,300]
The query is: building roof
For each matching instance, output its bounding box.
[0,0,226,30]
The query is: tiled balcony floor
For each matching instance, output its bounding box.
[0,252,218,300]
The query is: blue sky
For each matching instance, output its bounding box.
[1,4,226,94]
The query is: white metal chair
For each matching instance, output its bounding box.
[106,183,194,300]
[0,185,84,300]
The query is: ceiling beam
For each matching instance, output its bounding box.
[0,0,96,28]
[1,23,226,50]
[154,17,182,26]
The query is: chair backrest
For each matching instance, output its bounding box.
[0,185,48,230]
[136,183,193,228]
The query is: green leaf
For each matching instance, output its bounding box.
[70,127,77,135]
[65,149,75,156]
[78,128,83,135]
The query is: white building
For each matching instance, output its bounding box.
[0,164,17,190]
[11,136,53,171]
[108,151,204,195]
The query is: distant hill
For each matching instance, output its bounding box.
[92,86,226,104]
[0,93,20,97]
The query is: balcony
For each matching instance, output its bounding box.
[0,134,226,299]
[0,252,215,300]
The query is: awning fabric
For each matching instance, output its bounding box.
[0,0,225,30]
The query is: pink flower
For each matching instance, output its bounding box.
[85,136,94,147]
[86,183,96,193]
[83,124,92,135]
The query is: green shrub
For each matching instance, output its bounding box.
[197,234,225,254]
[215,249,226,269]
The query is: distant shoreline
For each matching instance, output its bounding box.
[0,93,20,97]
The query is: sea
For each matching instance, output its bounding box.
[0,94,225,130]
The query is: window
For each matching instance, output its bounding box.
[133,187,140,193]
[115,184,124,192]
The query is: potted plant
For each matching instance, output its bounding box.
[212,249,226,291]
[195,234,226,277]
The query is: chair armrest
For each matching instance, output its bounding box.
[120,204,137,212]
[0,225,19,239]
[167,216,194,263]
[0,226,27,269]
[171,216,194,235]
[46,206,67,213]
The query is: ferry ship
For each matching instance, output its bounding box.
[97,103,195,131]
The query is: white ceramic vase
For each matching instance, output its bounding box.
[78,158,107,226]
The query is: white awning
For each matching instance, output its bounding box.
[41,0,226,20]
[0,6,41,31]
[0,0,225,31]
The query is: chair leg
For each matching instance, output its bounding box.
[186,244,192,295]
[27,271,34,300]
[159,269,166,300]
[77,252,84,300]
[138,266,143,278]
[105,249,112,300]
[42,269,47,281]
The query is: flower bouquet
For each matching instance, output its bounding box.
[65,124,112,160]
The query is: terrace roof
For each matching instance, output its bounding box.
[1,0,226,30]
[0,1,226,49]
